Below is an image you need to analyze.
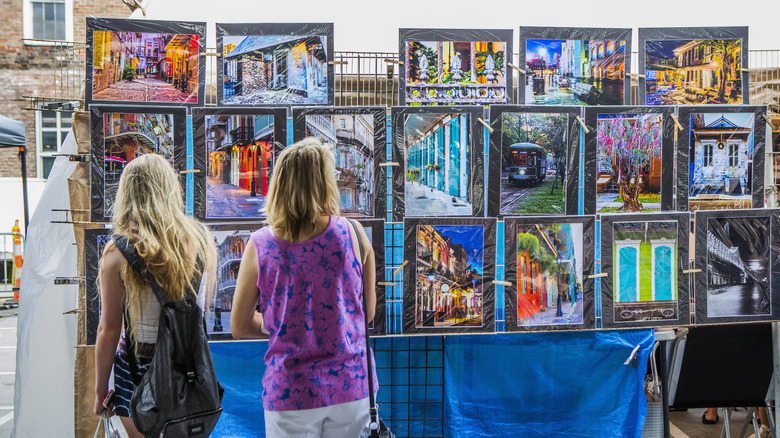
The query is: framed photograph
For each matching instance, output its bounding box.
[487,105,581,216]
[84,228,113,346]
[90,105,187,223]
[676,105,767,212]
[192,108,287,221]
[206,223,263,340]
[399,28,513,106]
[694,209,780,324]
[292,107,387,218]
[217,23,334,106]
[85,17,205,108]
[504,216,595,332]
[518,27,631,106]
[639,27,749,106]
[356,218,388,336]
[600,212,691,328]
[403,217,497,334]
[391,106,484,221]
[583,106,675,215]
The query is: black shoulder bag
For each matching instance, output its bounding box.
[347,219,395,438]
[112,235,224,438]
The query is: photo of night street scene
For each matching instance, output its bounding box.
[688,112,755,211]
[404,113,472,216]
[644,39,742,105]
[206,227,256,338]
[405,40,506,105]
[222,35,328,105]
[706,216,771,318]
[85,230,112,346]
[91,31,199,103]
[500,112,567,215]
[416,224,484,328]
[101,112,174,214]
[204,114,275,219]
[515,223,583,327]
[304,113,375,217]
[612,221,678,323]
[596,113,663,213]
[524,39,625,105]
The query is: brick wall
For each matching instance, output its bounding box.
[0,0,131,178]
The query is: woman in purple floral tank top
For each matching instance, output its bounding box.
[231,137,378,438]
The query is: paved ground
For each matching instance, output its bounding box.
[405,181,471,216]
[669,407,770,438]
[224,86,327,105]
[598,192,662,212]
[206,177,266,219]
[93,78,197,103]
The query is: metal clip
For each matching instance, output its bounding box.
[682,269,702,274]
[393,260,408,277]
[492,280,512,286]
[624,344,641,368]
[179,169,201,175]
[54,277,84,285]
[187,371,197,382]
[670,114,684,131]
[477,118,494,133]
[506,62,526,75]
[328,61,348,65]
[383,59,404,66]
[575,116,590,134]
[379,162,400,167]
[587,273,608,279]
[51,153,89,162]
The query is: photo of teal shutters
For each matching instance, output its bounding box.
[436,126,445,191]
[654,246,673,300]
[618,246,638,302]
[449,116,461,197]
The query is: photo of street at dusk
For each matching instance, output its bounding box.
[515,223,584,327]
[101,112,174,214]
[706,216,771,318]
[204,114,275,219]
[644,39,742,105]
[612,221,678,323]
[416,224,484,328]
[223,35,328,105]
[305,113,375,217]
[525,38,625,105]
[404,113,472,216]
[500,112,567,215]
[91,31,199,103]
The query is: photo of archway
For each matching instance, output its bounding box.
[292,107,387,218]
[217,23,334,106]
[519,27,631,106]
[504,216,595,332]
[601,213,690,328]
[90,105,187,222]
[695,209,780,324]
[403,218,496,334]
[400,28,513,105]
[192,108,287,221]
[86,18,205,107]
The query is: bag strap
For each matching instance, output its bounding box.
[346,219,380,437]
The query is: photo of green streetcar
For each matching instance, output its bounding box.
[506,142,548,185]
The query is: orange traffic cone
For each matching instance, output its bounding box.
[11,220,22,302]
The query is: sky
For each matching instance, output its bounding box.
[433,225,484,273]
[133,0,778,52]
[527,39,562,62]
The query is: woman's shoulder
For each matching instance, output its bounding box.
[99,239,126,271]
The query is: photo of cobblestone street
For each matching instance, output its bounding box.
[93,77,197,103]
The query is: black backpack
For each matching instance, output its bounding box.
[113,235,224,437]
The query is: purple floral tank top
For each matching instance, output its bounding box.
[252,215,378,411]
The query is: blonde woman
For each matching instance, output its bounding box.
[231,137,378,437]
[93,154,217,437]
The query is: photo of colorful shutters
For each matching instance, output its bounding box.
[391,106,484,221]
[600,212,690,328]
[504,216,596,332]
[192,108,287,221]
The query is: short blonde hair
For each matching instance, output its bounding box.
[264,137,340,241]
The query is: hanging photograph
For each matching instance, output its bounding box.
[487,105,580,216]
[677,105,766,212]
[694,209,780,324]
[600,213,690,328]
[639,27,749,105]
[583,106,675,215]
[518,27,632,106]
[192,108,287,221]
[292,107,387,218]
[84,228,113,346]
[399,28,513,106]
[391,106,484,221]
[504,216,595,332]
[90,105,187,223]
[357,219,388,336]
[403,218,496,334]
[217,23,334,106]
[85,18,205,107]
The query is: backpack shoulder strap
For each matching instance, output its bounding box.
[111,234,171,307]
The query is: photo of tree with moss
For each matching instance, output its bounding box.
[500,112,567,215]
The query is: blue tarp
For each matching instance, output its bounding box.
[444,330,654,438]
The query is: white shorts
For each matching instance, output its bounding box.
[264,397,371,438]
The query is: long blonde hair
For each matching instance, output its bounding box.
[263,137,340,241]
[109,154,210,345]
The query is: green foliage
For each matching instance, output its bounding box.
[122,64,135,81]
[501,113,568,167]
[517,230,560,276]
